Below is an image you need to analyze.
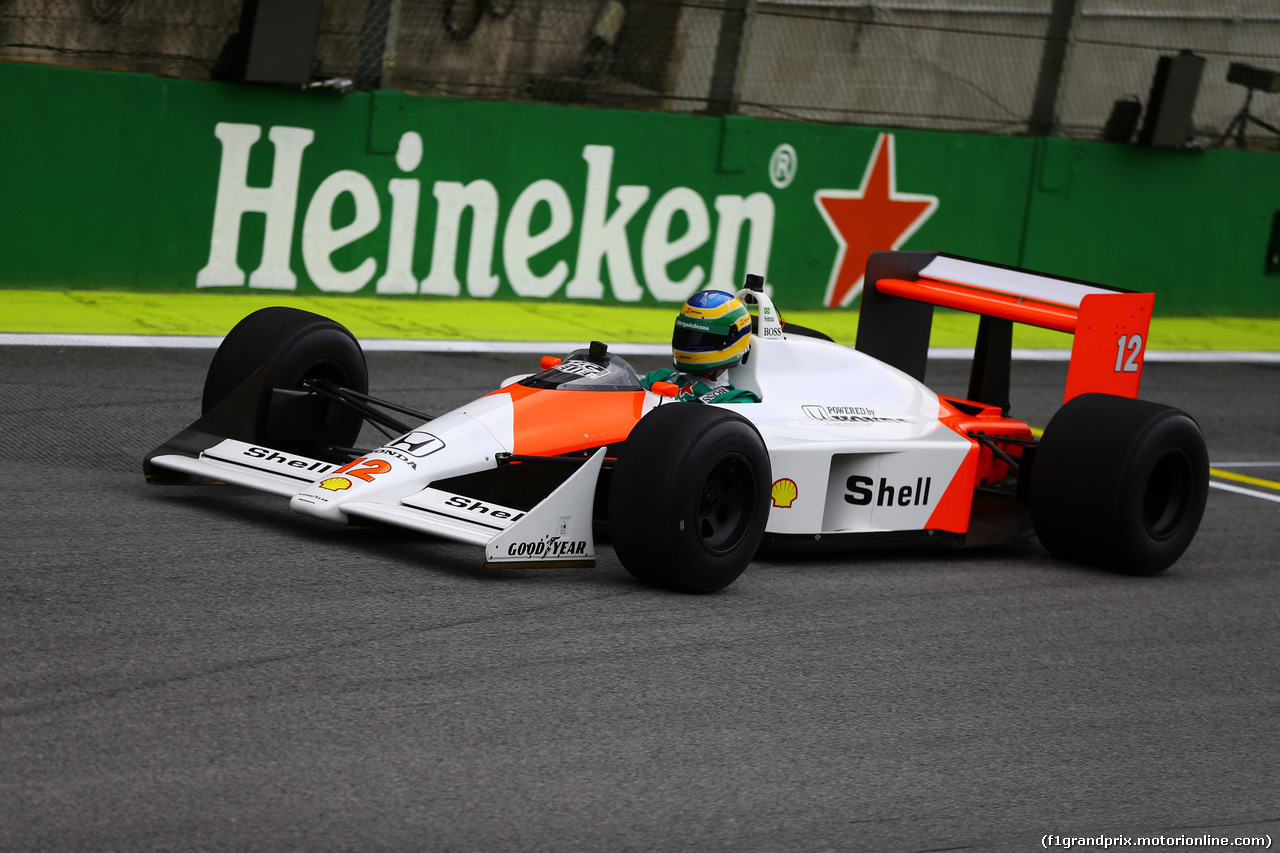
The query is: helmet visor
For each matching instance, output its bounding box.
[672,325,734,351]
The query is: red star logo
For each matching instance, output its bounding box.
[814,133,939,307]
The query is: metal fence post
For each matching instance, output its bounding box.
[1028,0,1081,135]
[708,0,758,114]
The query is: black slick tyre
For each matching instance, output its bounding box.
[202,307,369,458]
[608,402,771,593]
[1029,393,1208,575]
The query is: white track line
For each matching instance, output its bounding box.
[3,333,1279,362]
[1,333,227,348]
[1209,481,1280,504]
[1211,462,1280,468]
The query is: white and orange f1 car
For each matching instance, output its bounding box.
[145,251,1209,592]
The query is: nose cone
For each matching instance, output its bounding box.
[290,396,517,523]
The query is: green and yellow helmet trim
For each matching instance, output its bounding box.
[671,290,752,373]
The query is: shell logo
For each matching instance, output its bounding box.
[771,478,798,508]
[319,477,353,491]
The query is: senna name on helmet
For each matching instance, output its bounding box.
[672,290,752,373]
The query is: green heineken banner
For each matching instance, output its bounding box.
[3,63,1278,314]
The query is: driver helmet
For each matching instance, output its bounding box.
[672,290,752,374]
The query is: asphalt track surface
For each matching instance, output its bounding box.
[2,344,1277,853]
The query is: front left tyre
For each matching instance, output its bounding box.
[608,402,771,593]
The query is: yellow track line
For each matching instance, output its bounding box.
[1209,468,1280,492]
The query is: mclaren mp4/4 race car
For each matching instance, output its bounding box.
[145,251,1209,592]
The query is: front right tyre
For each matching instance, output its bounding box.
[203,307,369,459]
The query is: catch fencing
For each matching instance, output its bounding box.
[4,0,1280,145]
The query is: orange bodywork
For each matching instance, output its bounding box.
[495,384,647,456]
[1063,291,1155,402]
[927,397,1035,534]
[877,277,1079,333]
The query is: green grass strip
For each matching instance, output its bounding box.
[2,289,1277,350]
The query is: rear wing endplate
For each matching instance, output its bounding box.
[856,252,1155,408]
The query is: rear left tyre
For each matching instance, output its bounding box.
[1029,393,1208,575]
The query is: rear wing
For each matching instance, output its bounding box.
[856,251,1155,410]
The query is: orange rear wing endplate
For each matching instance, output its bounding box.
[856,252,1154,406]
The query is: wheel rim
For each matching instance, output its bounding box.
[1143,448,1192,540]
[267,357,363,451]
[294,357,356,434]
[695,453,757,555]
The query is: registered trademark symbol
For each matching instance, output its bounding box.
[769,144,797,188]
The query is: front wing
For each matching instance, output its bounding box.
[145,396,607,570]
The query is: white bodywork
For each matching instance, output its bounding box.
[724,330,970,536]
[148,290,973,564]
[151,424,607,568]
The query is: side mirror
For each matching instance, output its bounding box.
[651,381,679,398]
